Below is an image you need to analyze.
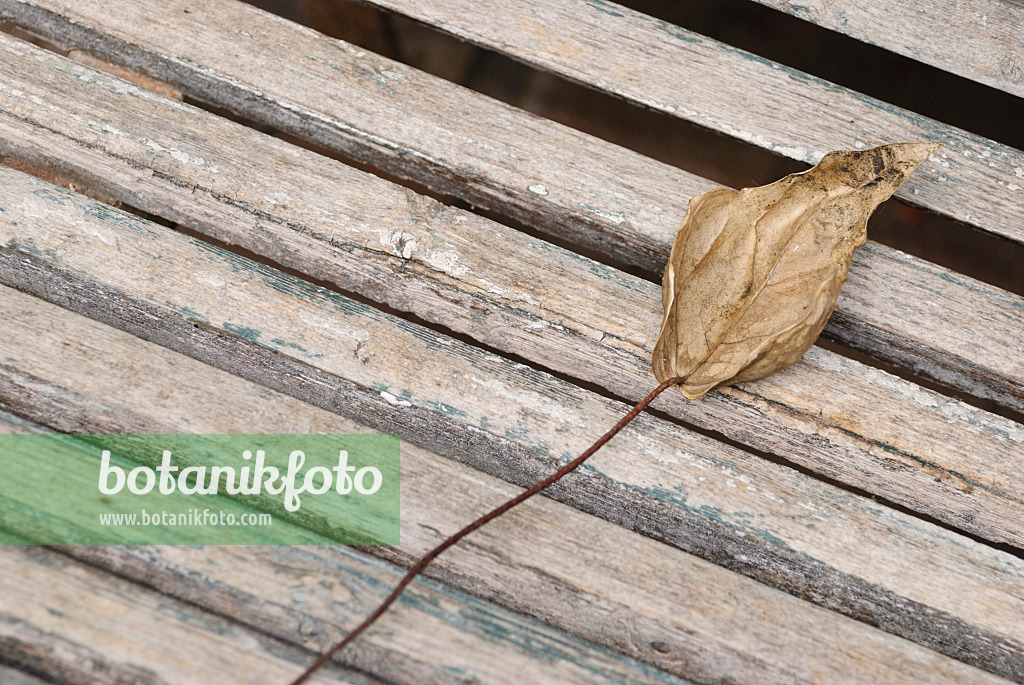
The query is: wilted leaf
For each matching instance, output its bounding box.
[652,142,940,399]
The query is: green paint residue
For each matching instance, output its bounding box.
[654,23,702,44]
[222,322,262,342]
[586,1,624,18]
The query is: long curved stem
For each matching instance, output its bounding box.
[289,376,684,685]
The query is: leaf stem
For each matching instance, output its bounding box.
[289,376,685,685]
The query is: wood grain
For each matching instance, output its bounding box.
[752,0,1024,98]
[0,546,375,685]
[1,48,1022,546]
[3,181,1024,681]
[0,405,691,681]
[0,665,51,685]
[357,0,1024,248]
[1,285,1018,683]
[0,1,1021,412]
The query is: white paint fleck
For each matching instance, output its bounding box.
[478,278,541,306]
[142,139,221,173]
[1015,167,1024,179]
[378,229,418,259]
[298,310,370,342]
[101,124,128,137]
[1009,184,1022,192]
[380,391,412,408]
[193,271,226,288]
[580,204,628,226]
[528,184,549,196]
[15,195,114,245]
[423,248,469,277]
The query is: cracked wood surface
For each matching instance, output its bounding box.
[752,0,1024,99]
[1,2,1022,683]
[0,284,1018,683]
[0,0,1020,412]
[0,543,375,685]
[0,43,1021,546]
[359,0,1024,247]
[2,171,1024,679]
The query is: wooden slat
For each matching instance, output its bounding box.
[3,182,1024,680]
[0,369,689,682]
[0,3,1020,414]
[0,547,374,685]
[359,0,1024,248]
[1,285,1017,683]
[0,665,50,685]
[752,0,1024,99]
[1,43,1022,546]
[0,410,44,434]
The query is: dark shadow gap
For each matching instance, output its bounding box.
[3,14,1020,551]
[619,0,1024,151]
[3,25,1018,428]
[4,16,1019,424]
[167,101,1024,425]
[7,10,1023,296]
[243,0,1024,297]
[815,336,1024,425]
[169,205,1024,562]
[5,137,1018,559]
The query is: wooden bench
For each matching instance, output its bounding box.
[1,0,1022,682]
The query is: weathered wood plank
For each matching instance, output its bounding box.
[0,547,376,685]
[0,665,50,685]
[359,0,1024,247]
[0,356,694,682]
[0,286,1016,684]
[3,187,1024,680]
[751,0,1024,99]
[0,136,1021,549]
[0,410,45,434]
[1,47,1022,546]
[0,10,1019,414]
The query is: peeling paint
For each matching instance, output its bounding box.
[142,138,222,173]
[378,229,418,259]
[422,248,469,277]
[380,391,413,408]
[579,203,630,227]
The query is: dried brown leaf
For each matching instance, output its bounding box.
[652,142,940,399]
